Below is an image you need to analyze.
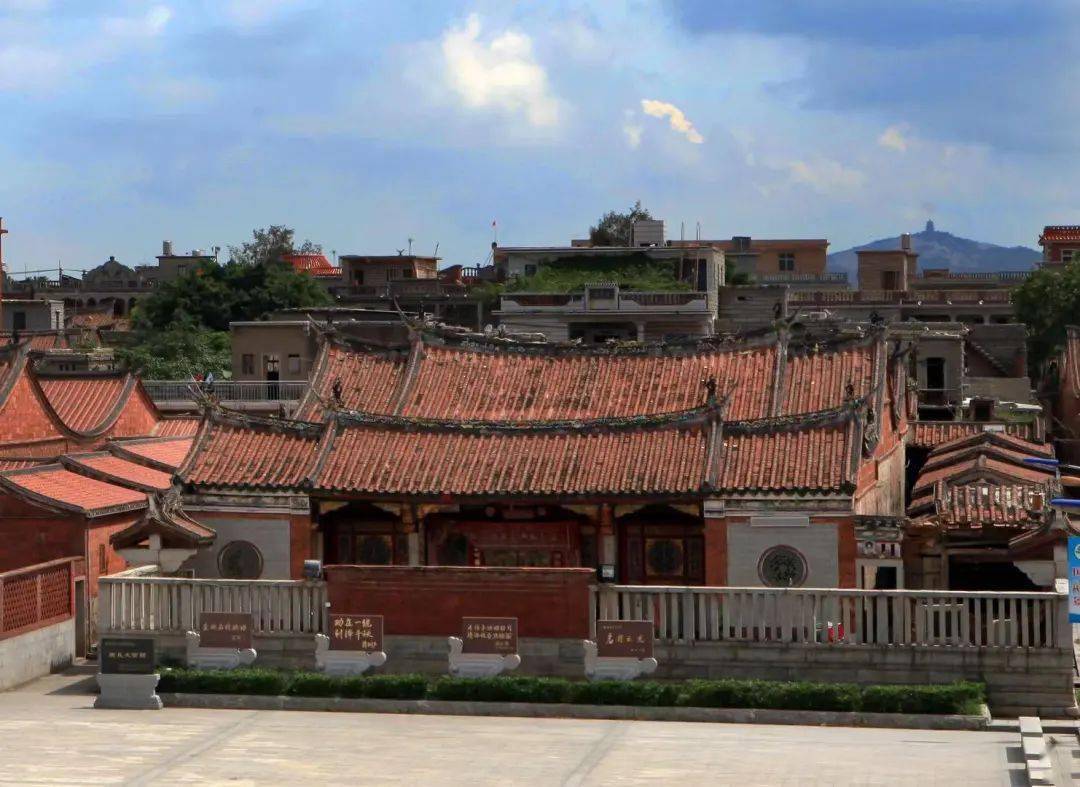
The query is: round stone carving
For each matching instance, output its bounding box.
[758,545,808,587]
[217,540,264,580]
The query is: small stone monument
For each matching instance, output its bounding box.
[316,614,387,676]
[584,620,657,681]
[186,612,257,669]
[95,636,162,710]
[448,617,520,678]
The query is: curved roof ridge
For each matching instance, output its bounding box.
[29,370,149,439]
[0,341,32,412]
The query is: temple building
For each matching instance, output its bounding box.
[172,324,911,589]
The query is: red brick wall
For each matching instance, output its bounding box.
[289,512,311,579]
[703,516,727,586]
[325,565,595,639]
[103,388,159,439]
[0,374,63,443]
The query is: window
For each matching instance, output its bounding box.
[1063,249,1077,263]
[98,544,107,573]
[925,357,946,390]
[758,545,808,587]
[778,252,795,272]
[882,270,899,290]
[12,311,26,331]
[218,541,264,579]
[177,264,187,276]
[287,354,301,374]
[402,268,415,279]
[241,354,255,375]
[353,269,364,285]
[524,264,538,277]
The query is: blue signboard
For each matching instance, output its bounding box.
[1069,536,1080,623]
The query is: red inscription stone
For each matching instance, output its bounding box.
[199,612,254,649]
[330,614,384,652]
[461,616,518,655]
[596,620,653,658]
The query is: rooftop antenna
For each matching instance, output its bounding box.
[407,237,414,255]
[396,248,405,256]
[681,221,685,242]
[696,221,701,241]
[433,242,439,257]
[331,249,337,265]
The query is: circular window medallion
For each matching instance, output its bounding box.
[217,540,264,579]
[757,545,808,588]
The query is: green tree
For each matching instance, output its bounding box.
[227,225,322,267]
[589,201,652,246]
[1012,261,1080,375]
[116,320,231,378]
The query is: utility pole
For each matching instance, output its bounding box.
[0,217,7,329]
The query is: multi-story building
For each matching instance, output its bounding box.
[1038,225,1080,269]
[670,235,829,281]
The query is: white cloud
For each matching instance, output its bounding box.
[623,123,643,149]
[786,158,866,194]
[440,14,560,128]
[224,0,305,30]
[878,124,909,153]
[0,5,173,93]
[641,99,704,144]
[102,5,172,38]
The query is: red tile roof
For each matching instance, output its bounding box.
[912,456,1053,495]
[180,419,322,490]
[298,331,888,425]
[108,437,194,471]
[0,332,68,350]
[152,417,201,438]
[1039,225,1080,244]
[0,464,147,516]
[295,343,408,420]
[0,437,68,460]
[35,374,131,433]
[929,430,1053,458]
[314,418,714,499]
[909,421,1039,449]
[715,419,857,494]
[0,459,42,471]
[931,483,1046,528]
[61,452,173,492]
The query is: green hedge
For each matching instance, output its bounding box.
[155,669,984,715]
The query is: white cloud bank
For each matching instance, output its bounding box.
[878,124,909,152]
[641,99,704,144]
[441,14,560,128]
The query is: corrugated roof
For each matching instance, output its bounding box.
[0,464,147,516]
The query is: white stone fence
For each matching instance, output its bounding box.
[99,575,328,637]
[591,585,1071,650]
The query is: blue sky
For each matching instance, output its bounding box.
[1,0,1077,274]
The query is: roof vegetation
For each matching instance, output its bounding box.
[505,253,691,293]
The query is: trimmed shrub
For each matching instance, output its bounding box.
[157,668,288,696]
[567,680,679,707]
[428,676,570,704]
[859,683,984,715]
[338,674,428,700]
[285,672,339,698]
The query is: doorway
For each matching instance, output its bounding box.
[74,579,87,657]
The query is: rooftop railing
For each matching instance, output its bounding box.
[500,289,709,312]
[757,272,849,284]
[142,380,308,403]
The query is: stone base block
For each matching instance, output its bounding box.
[95,673,163,710]
[583,640,658,681]
[447,637,521,677]
[315,634,387,676]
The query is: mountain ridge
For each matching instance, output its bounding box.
[827,221,1040,275]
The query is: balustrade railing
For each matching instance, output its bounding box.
[143,380,308,403]
[98,576,328,636]
[591,585,1069,650]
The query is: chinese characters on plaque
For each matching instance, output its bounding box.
[596,620,653,659]
[100,637,155,675]
[329,614,384,652]
[461,617,518,655]
[198,612,254,649]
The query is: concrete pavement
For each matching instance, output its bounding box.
[0,670,1044,785]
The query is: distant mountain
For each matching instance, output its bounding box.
[827,221,1041,275]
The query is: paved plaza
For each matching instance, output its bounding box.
[0,670,1067,786]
